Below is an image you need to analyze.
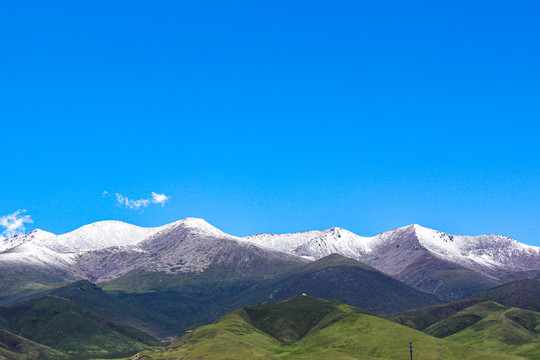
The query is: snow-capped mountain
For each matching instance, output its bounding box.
[1,218,538,302]
[34,220,160,253]
[0,218,306,286]
[244,227,373,261]
[0,229,55,253]
[72,218,306,281]
[243,224,540,277]
[0,221,161,271]
[242,224,540,299]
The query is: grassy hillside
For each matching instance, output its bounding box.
[386,279,540,331]
[0,329,70,360]
[45,280,180,339]
[425,301,540,359]
[136,296,523,359]
[0,296,161,359]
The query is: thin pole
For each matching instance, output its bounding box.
[409,341,413,360]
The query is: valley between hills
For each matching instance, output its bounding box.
[0,218,539,359]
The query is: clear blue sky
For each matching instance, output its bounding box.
[1,1,539,245]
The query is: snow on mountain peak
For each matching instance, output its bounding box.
[160,217,234,239]
[0,229,56,252]
[2,218,538,284]
[29,220,160,253]
[243,226,375,260]
[243,223,540,275]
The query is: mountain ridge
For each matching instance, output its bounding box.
[1,218,539,303]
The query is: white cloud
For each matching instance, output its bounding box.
[114,192,170,210]
[151,192,170,206]
[102,190,111,197]
[0,210,33,239]
[116,193,150,209]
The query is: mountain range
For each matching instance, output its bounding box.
[1,218,538,303]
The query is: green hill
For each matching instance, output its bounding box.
[136,296,523,359]
[386,279,540,331]
[0,329,70,360]
[0,296,161,359]
[45,280,181,339]
[424,301,540,359]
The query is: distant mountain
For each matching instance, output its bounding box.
[235,254,445,314]
[244,224,540,299]
[135,296,521,359]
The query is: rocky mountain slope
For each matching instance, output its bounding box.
[244,224,540,275]
[244,224,540,299]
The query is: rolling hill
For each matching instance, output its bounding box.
[0,329,70,360]
[386,279,540,332]
[425,301,540,359]
[135,296,523,359]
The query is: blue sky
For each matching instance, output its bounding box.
[1,1,539,245]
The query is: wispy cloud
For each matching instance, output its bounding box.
[113,192,170,210]
[0,210,33,239]
[151,192,170,206]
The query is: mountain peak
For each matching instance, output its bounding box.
[28,229,56,236]
[0,228,56,252]
[29,220,159,253]
[177,217,214,228]
[163,217,232,239]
